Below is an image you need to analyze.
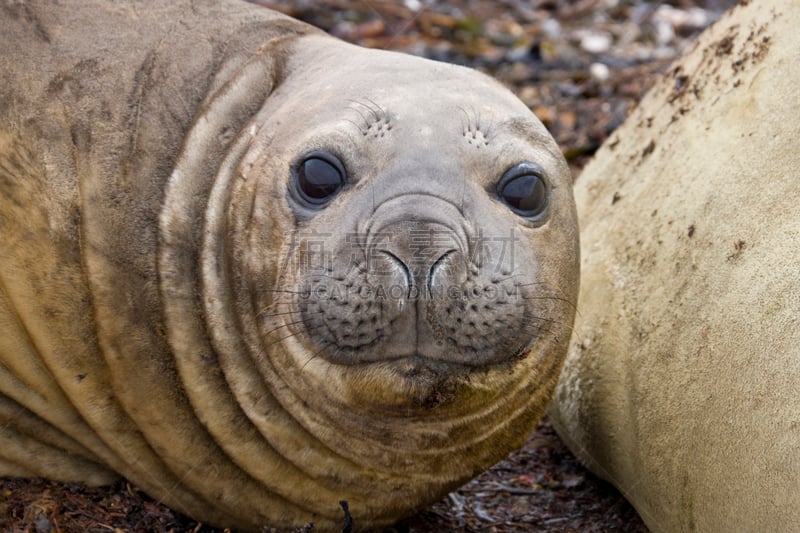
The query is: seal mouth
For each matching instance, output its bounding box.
[346,334,537,373]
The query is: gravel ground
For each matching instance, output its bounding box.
[0,1,739,531]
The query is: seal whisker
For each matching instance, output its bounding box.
[300,342,338,371]
[515,280,574,298]
[259,307,327,323]
[489,273,527,284]
[256,293,307,307]
[256,307,303,320]
[371,172,376,214]
[516,282,581,316]
[459,158,467,215]
[522,294,579,309]
[457,106,470,135]
[301,341,350,372]
[261,288,311,295]
[362,97,386,120]
[485,115,496,140]
[346,101,372,129]
[301,351,319,371]
[261,322,330,350]
[343,118,368,136]
[521,316,581,344]
[514,280,558,287]
[348,98,387,126]
[522,315,564,326]
[261,317,310,337]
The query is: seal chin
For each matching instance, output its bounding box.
[347,354,467,410]
[384,352,476,377]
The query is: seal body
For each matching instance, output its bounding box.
[549,1,800,531]
[0,1,578,530]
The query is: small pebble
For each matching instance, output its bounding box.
[540,18,561,39]
[35,513,53,533]
[654,19,675,47]
[654,5,711,31]
[590,62,611,82]
[580,31,612,54]
[506,45,532,62]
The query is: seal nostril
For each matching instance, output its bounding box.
[427,249,456,295]
[377,250,413,297]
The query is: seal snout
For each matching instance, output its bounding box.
[296,210,530,367]
[291,185,558,369]
[371,221,467,300]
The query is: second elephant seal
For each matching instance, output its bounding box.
[0,0,579,530]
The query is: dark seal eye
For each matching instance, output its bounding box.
[497,162,550,220]
[295,151,345,205]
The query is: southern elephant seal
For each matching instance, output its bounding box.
[549,0,800,531]
[0,0,579,530]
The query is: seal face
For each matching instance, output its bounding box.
[289,148,551,367]
[288,153,554,374]
[226,36,579,412]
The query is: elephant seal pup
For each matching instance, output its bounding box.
[550,0,799,531]
[0,0,578,530]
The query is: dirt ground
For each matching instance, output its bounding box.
[0,1,738,531]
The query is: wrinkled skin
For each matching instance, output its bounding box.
[0,1,578,530]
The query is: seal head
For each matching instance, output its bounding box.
[227,36,579,410]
